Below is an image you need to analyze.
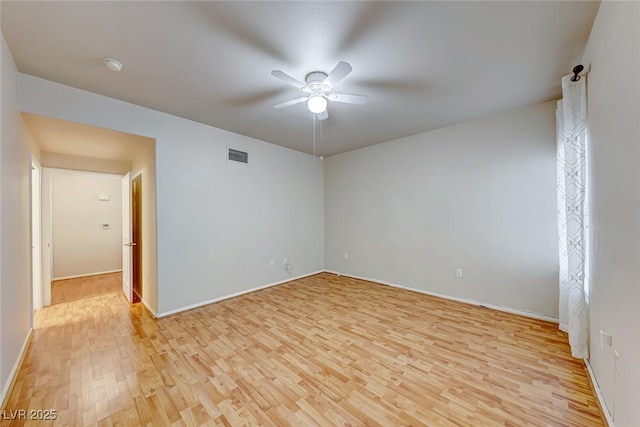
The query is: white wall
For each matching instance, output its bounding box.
[131,142,157,313]
[325,101,559,318]
[0,35,33,403]
[41,151,130,175]
[18,74,325,315]
[50,170,123,279]
[1,32,4,399]
[582,2,640,426]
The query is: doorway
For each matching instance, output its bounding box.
[22,113,157,314]
[132,174,143,303]
[43,168,125,306]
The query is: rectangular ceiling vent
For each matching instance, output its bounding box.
[228,148,249,164]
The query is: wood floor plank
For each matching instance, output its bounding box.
[2,272,604,426]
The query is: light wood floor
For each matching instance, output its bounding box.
[3,273,603,426]
[51,273,122,304]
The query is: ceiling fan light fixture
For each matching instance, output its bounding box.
[307,95,327,114]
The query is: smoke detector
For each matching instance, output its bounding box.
[103,57,123,72]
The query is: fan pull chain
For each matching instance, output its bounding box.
[313,114,316,170]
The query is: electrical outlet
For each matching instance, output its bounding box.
[283,258,288,265]
[344,253,349,260]
[614,351,619,376]
[455,268,463,278]
[270,259,275,267]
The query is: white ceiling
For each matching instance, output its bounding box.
[2,1,599,157]
[23,113,153,162]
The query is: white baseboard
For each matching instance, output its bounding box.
[1,328,33,409]
[53,269,122,281]
[154,271,325,318]
[585,359,614,426]
[140,298,158,319]
[325,270,560,324]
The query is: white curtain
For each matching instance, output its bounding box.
[557,74,588,358]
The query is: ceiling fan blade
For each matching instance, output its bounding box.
[323,61,352,89]
[271,70,307,91]
[327,93,368,105]
[273,97,308,109]
[316,110,329,121]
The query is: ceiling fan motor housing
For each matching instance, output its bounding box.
[306,71,330,92]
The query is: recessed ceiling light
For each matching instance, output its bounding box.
[103,57,123,72]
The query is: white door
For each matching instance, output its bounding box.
[42,168,53,307]
[122,172,133,302]
[31,160,42,312]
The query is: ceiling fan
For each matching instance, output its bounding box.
[271,61,368,121]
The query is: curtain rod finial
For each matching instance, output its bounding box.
[571,64,584,82]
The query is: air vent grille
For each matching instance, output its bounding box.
[228,148,248,164]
